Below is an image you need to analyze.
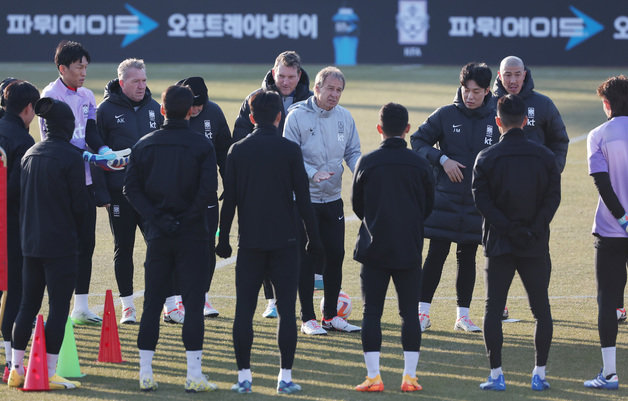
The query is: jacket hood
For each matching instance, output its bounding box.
[103,78,155,108]
[492,67,535,99]
[35,97,75,141]
[261,68,311,100]
[453,87,494,119]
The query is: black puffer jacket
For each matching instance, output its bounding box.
[232,68,312,142]
[410,88,497,244]
[96,79,163,193]
[492,68,569,172]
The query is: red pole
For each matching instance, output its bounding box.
[0,146,7,291]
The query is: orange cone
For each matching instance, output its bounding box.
[98,290,124,363]
[22,314,49,391]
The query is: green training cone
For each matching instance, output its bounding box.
[56,316,85,378]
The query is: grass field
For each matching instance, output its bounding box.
[0,62,626,400]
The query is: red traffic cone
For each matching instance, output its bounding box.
[98,290,124,363]
[22,314,49,391]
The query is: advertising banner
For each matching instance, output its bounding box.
[0,1,624,66]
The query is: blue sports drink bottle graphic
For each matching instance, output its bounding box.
[332,7,359,66]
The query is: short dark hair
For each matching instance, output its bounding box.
[248,90,282,126]
[379,102,408,137]
[460,62,492,89]
[597,75,628,118]
[161,85,193,119]
[4,80,40,115]
[54,40,90,68]
[497,94,526,128]
[0,77,18,109]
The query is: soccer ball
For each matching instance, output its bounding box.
[320,290,352,319]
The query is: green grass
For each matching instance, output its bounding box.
[0,63,626,400]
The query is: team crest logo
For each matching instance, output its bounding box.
[484,125,494,145]
[397,0,429,45]
[527,107,536,126]
[148,109,157,128]
[82,104,89,118]
[204,120,211,130]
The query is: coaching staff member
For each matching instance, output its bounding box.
[352,103,434,393]
[124,85,217,393]
[216,90,322,394]
[472,94,560,392]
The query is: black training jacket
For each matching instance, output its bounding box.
[124,119,217,241]
[352,137,434,270]
[232,69,312,142]
[188,99,232,180]
[411,88,497,244]
[472,128,561,258]
[492,68,569,172]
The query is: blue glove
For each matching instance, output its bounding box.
[618,214,628,233]
[83,148,131,171]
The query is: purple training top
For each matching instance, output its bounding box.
[40,78,97,185]
[587,115,628,237]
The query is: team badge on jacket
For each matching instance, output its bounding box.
[149,110,157,129]
[204,120,213,140]
[527,107,536,127]
[484,125,494,145]
[82,104,89,118]
[337,121,345,142]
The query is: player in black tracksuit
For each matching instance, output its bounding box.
[96,65,163,323]
[216,90,321,394]
[352,103,434,392]
[0,81,38,377]
[9,97,88,388]
[124,85,217,391]
[472,95,561,391]
[232,51,313,314]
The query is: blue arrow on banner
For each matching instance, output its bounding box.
[565,6,603,50]
[121,4,159,48]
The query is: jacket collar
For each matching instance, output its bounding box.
[163,118,189,129]
[381,137,407,149]
[252,125,278,136]
[499,127,525,142]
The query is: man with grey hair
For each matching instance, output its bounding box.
[96,58,163,324]
[492,55,569,320]
[284,66,362,335]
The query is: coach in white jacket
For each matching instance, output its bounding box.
[284,66,361,335]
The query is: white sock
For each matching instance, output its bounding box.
[175,295,183,310]
[120,295,134,310]
[314,274,323,281]
[278,368,292,383]
[532,365,546,380]
[47,353,58,378]
[457,307,469,319]
[186,350,202,379]
[490,367,503,379]
[164,296,177,312]
[602,347,617,377]
[12,349,25,375]
[364,351,380,378]
[419,302,431,315]
[403,351,419,377]
[73,294,89,312]
[4,341,11,364]
[268,298,276,308]
[238,369,252,383]
[205,293,210,303]
[139,349,154,377]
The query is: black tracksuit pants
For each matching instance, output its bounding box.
[594,236,628,347]
[137,237,209,351]
[206,205,218,293]
[2,219,22,342]
[360,264,422,352]
[76,185,96,295]
[233,245,298,370]
[483,254,552,369]
[12,255,77,354]
[421,239,478,308]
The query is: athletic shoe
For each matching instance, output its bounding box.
[262,303,277,319]
[314,274,324,290]
[185,375,217,393]
[71,309,102,325]
[419,313,431,332]
[454,316,482,332]
[204,301,219,318]
[3,363,10,383]
[49,374,80,390]
[301,319,327,335]
[140,373,158,391]
[120,306,136,324]
[355,374,384,392]
[401,374,422,392]
[617,308,627,322]
[531,374,550,391]
[322,316,361,333]
[277,380,302,394]
[7,368,24,388]
[231,380,252,393]
[502,307,509,320]
[480,374,506,391]
[584,369,619,390]
[163,308,184,324]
